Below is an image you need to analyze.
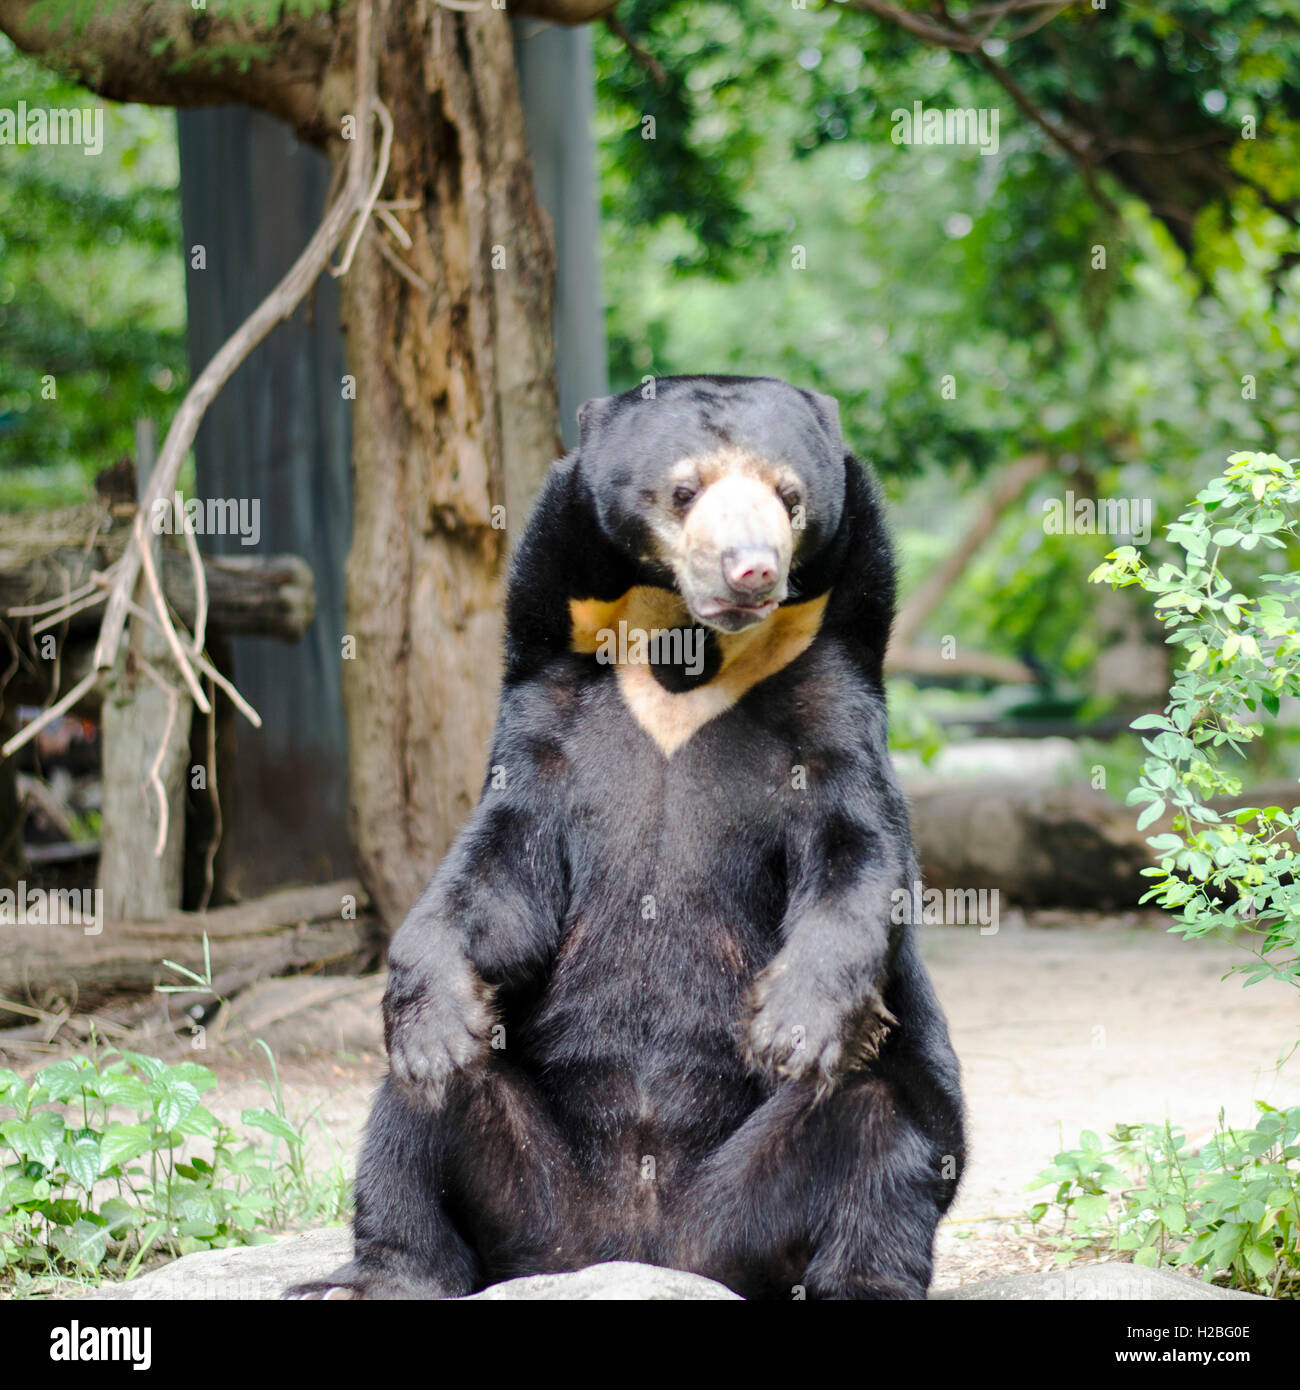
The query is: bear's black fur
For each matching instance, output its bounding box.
[289,375,964,1301]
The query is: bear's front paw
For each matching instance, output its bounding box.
[744,964,895,1088]
[384,963,493,1108]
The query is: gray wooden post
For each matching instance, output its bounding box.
[513,19,610,446]
[177,108,352,897]
[97,422,193,918]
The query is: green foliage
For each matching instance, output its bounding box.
[0,35,186,506]
[0,1047,347,1286]
[1036,453,1300,1298]
[885,678,946,765]
[1030,1107,1300,1297]
[1092,450,1300,996]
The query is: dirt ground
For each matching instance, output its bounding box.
[6,909,1295,1290]
[926,909,1296,1287]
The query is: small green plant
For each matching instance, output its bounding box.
[1030,1105,1300,1297]
[0,1045,345,1287]
[1091,450,1300,998]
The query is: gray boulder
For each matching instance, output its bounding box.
[78,1231,1263,1301]
[934,1264,1263,1301]
[467,1262,739,1300]
[86,1229,354,1301]
[82,1230,736,1301]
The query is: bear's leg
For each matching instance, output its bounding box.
[676,1075,948,1301]
[285,1065,579,1299]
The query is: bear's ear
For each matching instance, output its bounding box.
[576,394,617,454]
[800,388,843,455]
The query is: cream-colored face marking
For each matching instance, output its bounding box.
[641,448,804,634]
[569,588,828,757]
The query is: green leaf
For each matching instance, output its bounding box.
[58,1135,101,1190]
[50,1217,109,1270]
[95,1074,153,1110]
[1072,1193,1110,1226]
[154,1079,200,1132]
[0,1068,30,1108]
[1159,1203,1187,1230]
[99,1123,153,1172]
[239,1107,301,1146]
[116,1051,167,1083]
[3,1111,65,1166]
[97,1197,144,1235]
[33,1058,94,1104]
[163,1062,217,1093]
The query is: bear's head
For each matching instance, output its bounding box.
[506,374,893,696]
[574,376,848,634]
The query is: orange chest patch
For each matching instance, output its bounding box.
[568,587,828,757]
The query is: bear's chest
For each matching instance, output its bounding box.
[563,666,800,877]
[515,673,810,1074]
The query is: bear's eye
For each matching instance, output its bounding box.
[778,484,802,512]
[671,484,699,508]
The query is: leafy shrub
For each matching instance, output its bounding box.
[1091,450,1300,998]
[1033,451,1300,1297]
[1030,1105,1300,1297]
[0,1047,344,1285]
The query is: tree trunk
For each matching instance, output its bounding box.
[339,5,559,929]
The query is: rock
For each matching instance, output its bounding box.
[85,1229,353,1301]
[933,1263,1264,1301]
[79,1235,1262,1302]
[81,1231,737,1300]
[465,1262,739,1301]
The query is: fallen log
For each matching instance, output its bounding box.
[907,777,1152,910]
[0,878,371,1023]
[907,776,1300,911]
[0,505,315,643]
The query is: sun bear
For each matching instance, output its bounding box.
[289,374,965,1301]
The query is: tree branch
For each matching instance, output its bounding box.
[834,1,1122,220]
[509,0,619,22]
[969,48,1122,220]
[0,0,339,140]
[604,16,667,86]
[87,0,382,693]
[838,0,977,50]
[888,452,1049,657]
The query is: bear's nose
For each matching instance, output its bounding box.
[721,546,780,596]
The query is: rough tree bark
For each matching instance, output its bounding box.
[339,4,560,927]
[0,1,575,930]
